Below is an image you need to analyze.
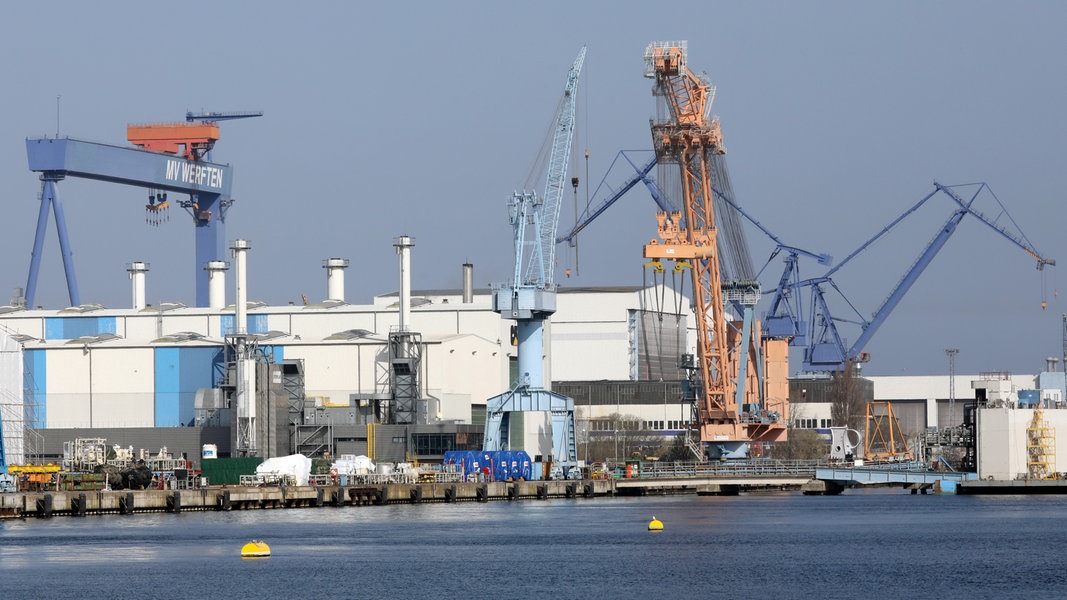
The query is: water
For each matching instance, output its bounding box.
[2,488,1066,599]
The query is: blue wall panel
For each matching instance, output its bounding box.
[23,349,46,427]
[220,315,268,336]
[154,347,223,426]
[264,345,284,363]
[43,316,117,340]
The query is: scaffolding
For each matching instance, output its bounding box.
[865,402,913,461]
[1027,407,1056,480]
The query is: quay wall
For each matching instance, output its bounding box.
[0,476,795,519]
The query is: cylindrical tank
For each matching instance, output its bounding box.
[126,262,150,310]
[205,261,228,310]
[323,258,349,302]
[462,263,474,303]
[202,444,218,459]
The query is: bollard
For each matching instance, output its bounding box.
[120,492,135,515]
[167,491,182,513]
[37,494,53,518]
[73,493,87,516]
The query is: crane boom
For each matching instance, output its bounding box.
[787,181,1055,373]
[525,46,585,287]
[186,110,264,122]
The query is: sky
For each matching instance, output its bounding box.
[1,1,1065,377]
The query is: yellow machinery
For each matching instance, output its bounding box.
[864,402,912,461]
[1027,407,1056,480]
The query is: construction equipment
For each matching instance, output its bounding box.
[24,112,260,308]
[864,402,912,461]
[641,41,787,459]
[484,47,586,477]
[767,182,1055,373]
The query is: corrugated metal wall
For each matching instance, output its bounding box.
[43,316,116,340]
[24,349,46,427]
[154,347,224,426]
[91,347,153,427]
[635,310,686,381]
[220,314,269,336]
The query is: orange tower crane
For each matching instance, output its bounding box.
[642,41,787,459]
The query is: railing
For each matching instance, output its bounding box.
[306,469,463,487]
[630,459,823,479]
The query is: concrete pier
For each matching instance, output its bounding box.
[0,480,622,519]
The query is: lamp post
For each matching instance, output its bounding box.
[945,348,959,426]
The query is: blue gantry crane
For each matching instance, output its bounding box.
[23,112,260,308]
[483,47,585,477]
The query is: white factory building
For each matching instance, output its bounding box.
[1,257,1065,481]
[0,257,698,465]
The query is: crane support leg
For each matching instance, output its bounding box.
[483,387,580,477]
[26,178,80,308]
[516,319,544,387]
[194,194,226,308]
[733,306,754,412]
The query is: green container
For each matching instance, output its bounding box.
[199,457,263,485]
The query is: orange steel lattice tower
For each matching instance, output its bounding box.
[642,42,786,458]
[642,42,734,450]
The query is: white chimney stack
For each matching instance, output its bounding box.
[462,263,474,303]
[205,261,229,310]
[127,262,149,310]
[394,235,414,332]
[323,258,349,302]
[230,239,251,334]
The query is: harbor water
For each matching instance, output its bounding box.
[2,488,1066,599]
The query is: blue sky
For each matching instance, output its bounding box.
[1,1,1065,377]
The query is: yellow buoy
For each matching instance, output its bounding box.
[241,540,271,558]
[648,516,663,531]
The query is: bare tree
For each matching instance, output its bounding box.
[767,429,828,461]
[830,359,867,431]
[581,413,664,463]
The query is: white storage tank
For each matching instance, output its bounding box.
[202,444,218,459]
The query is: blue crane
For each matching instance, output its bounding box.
[556,150,674,246]
[557,158,1052,377]
[25,137,235,308]
[484,47,585,477]
[558,151,831,345]
[783,181,1055,372]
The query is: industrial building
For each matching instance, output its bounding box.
[0,253,703,466]
[4,245,1065,483]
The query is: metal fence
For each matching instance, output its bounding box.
[632,459,823,478]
